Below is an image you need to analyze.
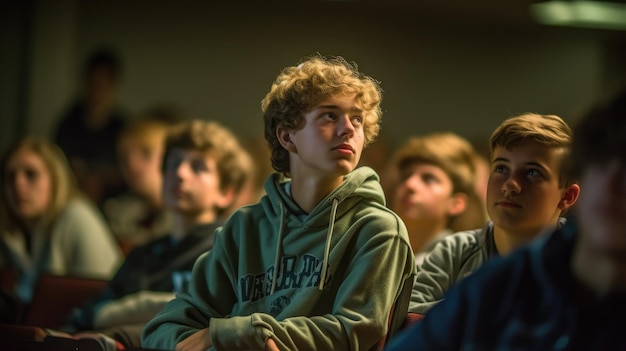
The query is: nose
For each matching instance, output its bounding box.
[12,172,29,192]
[175,160,191,180]
[502,173,521,196]
[125,153,143,173]
[402,173,421,193]
[337,114,355,137]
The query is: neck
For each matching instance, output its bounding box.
[289,173,343,213]
[493,225,541,255]
[171,211,216,240]
[405,219,448,253]
[571,237,626,298]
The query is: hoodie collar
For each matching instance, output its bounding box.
[264,166,384,292]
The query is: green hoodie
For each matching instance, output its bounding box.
[141,166,415,350]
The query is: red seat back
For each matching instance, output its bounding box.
[22,273,108,329]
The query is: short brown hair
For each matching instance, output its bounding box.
[164,120,252,197]
[392,132,477,196]
[261,55,383,175]
[490,113,573,187]
[0,137,78,232]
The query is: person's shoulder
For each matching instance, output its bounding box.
[51,197,110,239]
[102,193,143,215]
[58,197,110,231]
[230,200,265,219]
[456,237,537,293]
[436,226,484,252]
[350,199,407,236]
[218,201,266,233]
[60,197,101,218]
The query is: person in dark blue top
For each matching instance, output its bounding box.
[386,89,626,351]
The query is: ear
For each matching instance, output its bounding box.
[558,183,580,211]
[215,186,236,211]
[276,125,297,153]
[447,192,469,217]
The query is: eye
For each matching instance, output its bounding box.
[422,173,439,184]
[24,168,39,181]
[527,168,543,177]
[493,165,507,174]
[191,160,208,173]
[320,112,337,121]
[351,116,363,126]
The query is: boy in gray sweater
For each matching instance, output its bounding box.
[409,113,581,314]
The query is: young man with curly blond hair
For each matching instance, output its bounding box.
[142,55,415,351]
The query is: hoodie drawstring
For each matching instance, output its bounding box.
[319,198,339,291]
[270,202,286,295]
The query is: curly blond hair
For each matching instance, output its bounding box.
[261,55,383,175]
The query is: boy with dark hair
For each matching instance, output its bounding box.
[409,113,580,314]
[66,119,252,347]
[388,132,484,264]
[387,90,626,351]
[142,55,415,351]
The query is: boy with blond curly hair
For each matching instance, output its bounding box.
[142,55,415,351]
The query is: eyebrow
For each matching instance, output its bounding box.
[492,157,550,171]
[316,104,363,113]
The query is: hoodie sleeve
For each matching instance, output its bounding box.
[211,220,415,350]
[142,216,416,350]
[408,230,481,314]
[141,229,237,350]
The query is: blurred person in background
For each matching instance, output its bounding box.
[407,113,580,316]
[387,132,484,264]
[386,91,626,351]
[54,47,128,207]
[65,119,252,348]
[0,136,123,321]
[449,151,491,233]
[102,105,184,254]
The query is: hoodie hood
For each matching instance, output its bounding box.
[262,166,386,227]
[260,166,386,292]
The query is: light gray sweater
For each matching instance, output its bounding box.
[409,218,567,314]
[0,197,123,302]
